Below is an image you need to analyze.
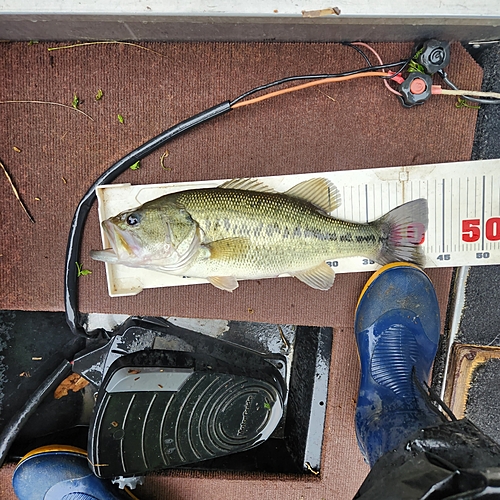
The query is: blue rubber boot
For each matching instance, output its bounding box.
[355,262,444,467]
[12,445,140,500]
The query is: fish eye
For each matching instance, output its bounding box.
[126,213,140,226]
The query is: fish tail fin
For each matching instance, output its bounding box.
[372,198,428,267]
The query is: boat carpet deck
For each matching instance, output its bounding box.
[0,41,482,499]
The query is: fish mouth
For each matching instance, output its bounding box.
[101,219,141,260]
[101,219,118,253]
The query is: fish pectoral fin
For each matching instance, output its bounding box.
[219,178,277,193]
[285,178,341,213]
[207,276,239,292]
[207,237,250,260]
[293,262,336,290]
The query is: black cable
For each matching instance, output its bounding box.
[438,70,500,105]
[381,58,411,80]
[64,101,232,337]
[343,41,413,83]
[342,42,372,66]
[229,59,410,106]
[342,42,413,91]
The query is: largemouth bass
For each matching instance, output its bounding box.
[91,178,427,291]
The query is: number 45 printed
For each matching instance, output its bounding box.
[462,218,500,242]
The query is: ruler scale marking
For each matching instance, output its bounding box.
[372,184,375,220]
[482,175,486,252]
[475,176,478,217]
[350,186,353,222]
[450,177,453,253]
[458,177,461,255]
[380,183,383,216]
[497,175,499,251]
[433,179,437,252]
[491,175,494,220]
[442,179,446,253]
[464,177,468,254]
[342,186,346,219]
[365,184,368,223]
[492,174,496,251]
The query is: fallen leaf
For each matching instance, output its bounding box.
[305,462,320,475]
[160,150,170,170]
[302,7,340,17]
[76,261,92,277]
[54,373,90,399]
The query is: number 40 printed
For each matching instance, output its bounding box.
[462,218,500,242]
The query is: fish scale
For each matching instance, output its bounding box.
[174,188,377,273]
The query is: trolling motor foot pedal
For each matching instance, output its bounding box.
[87,346,284,479]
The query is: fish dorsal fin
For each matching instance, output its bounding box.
[285,178,341,213]
[293,262,336,290]
[219,178,276,193]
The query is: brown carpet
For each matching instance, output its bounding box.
[0,41,482,498]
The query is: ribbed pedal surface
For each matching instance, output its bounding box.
[370,324,420,396]
[162,372,281,464]
[90,371,282,477]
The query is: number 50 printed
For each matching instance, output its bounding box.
[462,218,500,242]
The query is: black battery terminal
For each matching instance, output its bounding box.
[416,39,451,75]
[398,40,451,107]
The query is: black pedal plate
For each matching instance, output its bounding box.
[89,349,283,478]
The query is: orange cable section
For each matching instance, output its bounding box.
[231,71,389,109]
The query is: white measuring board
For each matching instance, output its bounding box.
[95,158,500,296]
